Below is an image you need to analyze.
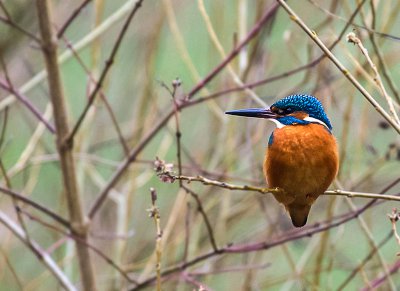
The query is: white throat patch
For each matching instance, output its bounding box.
[268,118,286,128]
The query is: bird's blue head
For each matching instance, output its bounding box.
[225,94,332,131]
[271,94,332,130]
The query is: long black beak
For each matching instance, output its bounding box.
[225,108,277,119]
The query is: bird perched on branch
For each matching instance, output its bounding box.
[226,94,339,227]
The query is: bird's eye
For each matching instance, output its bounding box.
[272,106,292,115]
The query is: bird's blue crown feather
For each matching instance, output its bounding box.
[272,94,332,130]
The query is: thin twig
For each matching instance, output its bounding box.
[324,189,400,202]
[0,2,41,43]
[57,0,93,38]
[346,31,400,124]
[0,80,55,134]
[183,202,191,265]
[159,173,400,201]
[148,188,162,291]
[162,79,183,185]
[182,185,219,252]
[0,56,56,134]
[67,0,145,144]
[0,186,71,228]
[166,173,279,194]
[161,172,400,202]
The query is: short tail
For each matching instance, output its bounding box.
[287,204,311,227]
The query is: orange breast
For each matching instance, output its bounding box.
[264,123,339,214]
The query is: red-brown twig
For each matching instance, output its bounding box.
[0,186,71,228]
[361,260,400,291]
[57,0,93,38]
[0,79,55,134]
[0,56,55,133]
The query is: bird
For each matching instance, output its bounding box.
[225,94,339,227]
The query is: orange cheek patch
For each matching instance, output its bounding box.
[289,111,309,120]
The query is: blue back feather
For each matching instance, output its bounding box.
[268,132,274,146]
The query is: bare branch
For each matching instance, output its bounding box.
[0,79,55,134]
[35,0,96,289]
[0,186,71,228]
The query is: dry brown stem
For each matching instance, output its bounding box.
[35,0,96,289]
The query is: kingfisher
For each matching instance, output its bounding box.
[226,94,339,227]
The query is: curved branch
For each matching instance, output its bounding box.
[0,186,71,228]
